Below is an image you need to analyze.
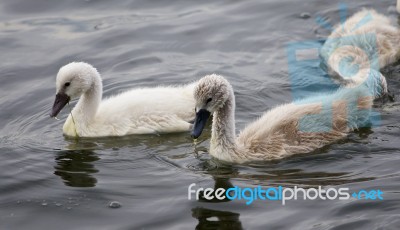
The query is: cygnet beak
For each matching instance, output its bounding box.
[50,92,70,118]
[191,109,210,139]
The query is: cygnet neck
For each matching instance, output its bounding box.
[210,86,236,154]
[73,72,103,124]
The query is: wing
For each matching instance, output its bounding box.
[236,96,366,161]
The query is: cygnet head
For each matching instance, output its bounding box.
[50,62,101,117]
[191,74,232,138]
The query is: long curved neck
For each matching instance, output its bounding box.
[73,75,102,124]
[210,87,236,161]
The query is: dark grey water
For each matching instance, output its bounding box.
[1,0,400,229]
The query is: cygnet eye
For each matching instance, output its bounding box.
[206,98,212,104]
[64,82,71,87]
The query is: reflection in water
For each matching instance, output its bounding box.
[192,207,243,230]
[200,157,376,189]
[54,149,99,187]
[199,177,234,203]
[236,169,376,187]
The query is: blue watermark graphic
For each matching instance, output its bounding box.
[188,183,384,205]
[286,3,382,132]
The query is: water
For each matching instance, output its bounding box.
[1,0,400,229]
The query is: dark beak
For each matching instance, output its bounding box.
[50,93,70,117]
[191,109,211,139]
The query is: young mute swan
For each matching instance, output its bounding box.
[50,62,195,137]
[190,72,387,163]
[320,9,400,83]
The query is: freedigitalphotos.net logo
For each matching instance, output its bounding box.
[286,3,382,132]
[188,183,384,205]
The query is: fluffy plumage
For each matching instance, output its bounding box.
[320,9,400,83]
[191,72,386,163]
[51,62,195,137]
